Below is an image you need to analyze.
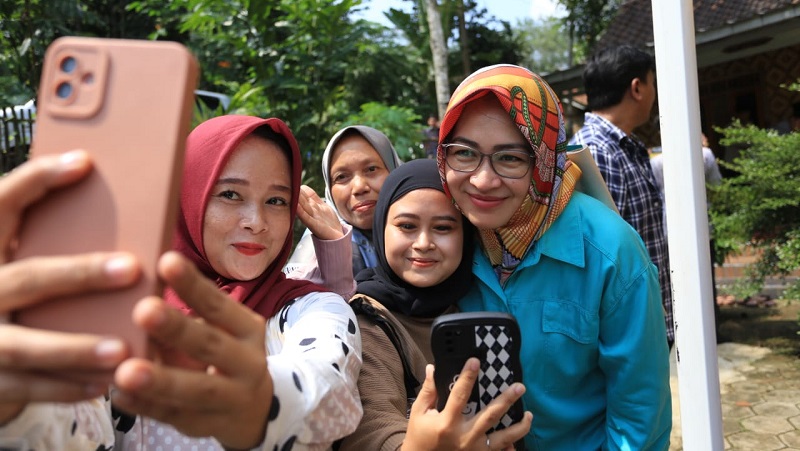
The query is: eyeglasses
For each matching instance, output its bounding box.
[442,143,533,179]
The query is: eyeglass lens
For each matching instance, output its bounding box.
[443,144,531,179]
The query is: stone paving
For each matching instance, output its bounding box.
[669,343,800,450]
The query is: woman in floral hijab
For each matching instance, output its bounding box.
[437,65,672,450]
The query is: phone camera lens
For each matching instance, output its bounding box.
[56,82,73,99]
[60,56,77,74]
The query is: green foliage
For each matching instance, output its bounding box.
[556,0,619,59]
[0,0,159,97]
[514,16,571,74]
[781,79,800,92]
[191,83,265,128]
[344,102,423,161]
[386,0,523,96]
[2,0,523,192]
[125,0,427,185]
[709,120,800,300]
[456,15,523,73]
[0,75,31,106]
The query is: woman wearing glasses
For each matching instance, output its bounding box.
[436,65,672,450]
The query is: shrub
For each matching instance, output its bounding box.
[710,120,800,301]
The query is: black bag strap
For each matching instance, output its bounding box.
[332,297,421,451]
[350,296,420,399]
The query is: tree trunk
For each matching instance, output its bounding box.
[567,20,575,67]
[457,0,469,78]
[425,0,450,120]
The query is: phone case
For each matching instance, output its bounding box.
[431,312,525,436]
[12,37,199,358]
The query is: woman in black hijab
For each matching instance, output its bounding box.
[339,158,531,451]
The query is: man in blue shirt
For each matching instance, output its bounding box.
[570,45,674,347]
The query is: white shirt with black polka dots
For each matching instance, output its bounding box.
[0,291,363,451]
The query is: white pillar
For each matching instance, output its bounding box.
[651,0,724,449]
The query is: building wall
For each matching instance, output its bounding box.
[699,44,800,162]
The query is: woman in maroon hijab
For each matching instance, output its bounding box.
[0,115,362,450]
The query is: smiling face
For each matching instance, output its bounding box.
[329,134,390,230]
[202,135,291,281]
[444,95,532,230]
[384,188,463,288]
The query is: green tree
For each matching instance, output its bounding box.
[514,16,571,74]
[456,15,522,73]
[710,119,800,301]
[386,0,523,109]
[344,102,423,160]
[1,0,435,189]
[556,0,619,63]
[0,0,159,101]
[125,0,428,190]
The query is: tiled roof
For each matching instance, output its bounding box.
[597,0,800,48]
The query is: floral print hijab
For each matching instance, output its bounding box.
[436,64,582,281]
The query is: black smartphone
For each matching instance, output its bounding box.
[431,312,525,440]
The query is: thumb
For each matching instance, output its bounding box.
[409,364,437,416]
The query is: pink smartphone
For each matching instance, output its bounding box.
[12,37,199,358]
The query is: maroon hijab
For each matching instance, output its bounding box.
[165,115,326,319]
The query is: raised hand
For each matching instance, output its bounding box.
[295,185,343,241]
[404,358,533,451]
[111,251,272,450]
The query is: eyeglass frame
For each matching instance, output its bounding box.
[441,142,534,179]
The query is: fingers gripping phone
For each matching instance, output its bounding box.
[11,37,199,358]
[431,312,525,435]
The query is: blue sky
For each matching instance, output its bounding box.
[355,0,563,26]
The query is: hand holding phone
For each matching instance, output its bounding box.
[405,358,531,451]
[431,312,526,439]
[0,152,139,419]
[11,37,199,358]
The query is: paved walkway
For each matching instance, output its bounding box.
[669,343,800,450]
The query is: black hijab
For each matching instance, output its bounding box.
[355,159,475,317]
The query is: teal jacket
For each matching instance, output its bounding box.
[459,192,671,451]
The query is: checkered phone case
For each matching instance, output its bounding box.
[431,312,525,435]
[475,322,522,431]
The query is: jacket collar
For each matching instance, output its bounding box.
[472,193,587,288]
[527,195,586,269]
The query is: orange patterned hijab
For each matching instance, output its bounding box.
[436,65,581,280]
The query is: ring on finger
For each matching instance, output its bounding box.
[486,436,491,449]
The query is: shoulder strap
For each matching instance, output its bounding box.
[350,296,420,398]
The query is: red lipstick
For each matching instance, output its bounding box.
[233,242,265,256]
